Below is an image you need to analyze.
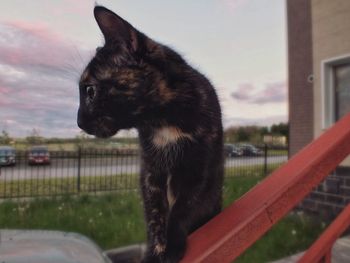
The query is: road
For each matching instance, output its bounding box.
[0,155,287,181]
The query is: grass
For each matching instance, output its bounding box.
[223,174,263,207]
[235,212,325,263]
[0,193,146,249]
[223,174,325,262]
[0,173,139,198]
[12,142,78,152]
[0,173,325,262]
[268,149,288,156]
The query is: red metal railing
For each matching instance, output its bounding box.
[180,113,350,263]
[298,203,350,263]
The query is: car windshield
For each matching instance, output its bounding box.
[0,149,14,155]
[30,148,48,154]
[225,145,239,150]
[244,145,255,149]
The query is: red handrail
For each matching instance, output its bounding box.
[298,203,350,263]
[180,113,350,263]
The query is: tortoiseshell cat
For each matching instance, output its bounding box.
[77,6,223,263]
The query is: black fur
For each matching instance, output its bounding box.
[77,6,223,263]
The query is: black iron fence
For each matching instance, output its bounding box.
[0,144,287,199]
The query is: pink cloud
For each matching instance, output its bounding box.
[0,20,89,71]
[231,81,287,104]
[0,86,10,94]
[0,87,8,106]
[0,20,89,137]
[254,81,287,104]
[6,21,60,42]
[231,83,255,100]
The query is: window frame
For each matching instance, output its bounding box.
[321,54,350,128]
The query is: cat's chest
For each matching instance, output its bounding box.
[139,125,194,169]
[152,126,192,147]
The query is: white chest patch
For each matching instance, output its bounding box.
[152,126,192,147]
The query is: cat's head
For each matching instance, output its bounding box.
[77,6,174,138]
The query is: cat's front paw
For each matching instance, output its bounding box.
[142,245,165,263]
[163,243,186,263]
[141,254,162,263]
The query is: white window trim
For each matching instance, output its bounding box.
[321,54,350,129]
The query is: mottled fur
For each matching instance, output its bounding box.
[77,6,223,263]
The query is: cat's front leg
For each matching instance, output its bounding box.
[141,171,168,263]
[163,164,208,263]
[163,183,199,263]
[163,201,189,263]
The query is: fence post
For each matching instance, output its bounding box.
[264,144,268,176]
[77,146,81,193]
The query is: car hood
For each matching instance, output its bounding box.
[0,229,111,263]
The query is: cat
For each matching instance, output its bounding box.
[77,6,224,263]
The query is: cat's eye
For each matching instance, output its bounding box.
[85,85,97,100]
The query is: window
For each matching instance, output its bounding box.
[334,63,350,121]
[322,55,350,128]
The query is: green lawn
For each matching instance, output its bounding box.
[0,173,139,198]
[0,174,325,262]
[0,193,146,249]
[267,149,288,156]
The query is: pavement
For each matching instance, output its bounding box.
[271,236,350,263]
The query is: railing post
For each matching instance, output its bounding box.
[77,146,81,193]
[264,143,268,176]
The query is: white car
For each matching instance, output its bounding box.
[0,146,16,166]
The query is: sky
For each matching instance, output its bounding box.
[0,0,287,138]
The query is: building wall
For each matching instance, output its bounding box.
[298,0,350,220]
[287,0,314,156]
[299,167,350,221]
[312,0,350,140]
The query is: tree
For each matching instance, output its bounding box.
[224,124,288,144]
[26,128,43,145]
[271,123,289,138]
[0,130,11,144]
[224,125,269,144]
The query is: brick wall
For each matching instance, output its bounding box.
[299,167,350,221]
[287,0,314,157]
[289,0,350,221]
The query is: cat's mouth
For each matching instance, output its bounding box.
[78,116,119,138]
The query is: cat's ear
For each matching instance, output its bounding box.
[94,6,138,51]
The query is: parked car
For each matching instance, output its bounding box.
[0,146,16,166]
[224,144,243,157]
[238,144,263,156]
[28,146,50,165]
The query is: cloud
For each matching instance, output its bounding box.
[0,20,93,137]
[231,81,287,105]
[223,114,287,128]
[230,83,255,100]
[0,21,90,73]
